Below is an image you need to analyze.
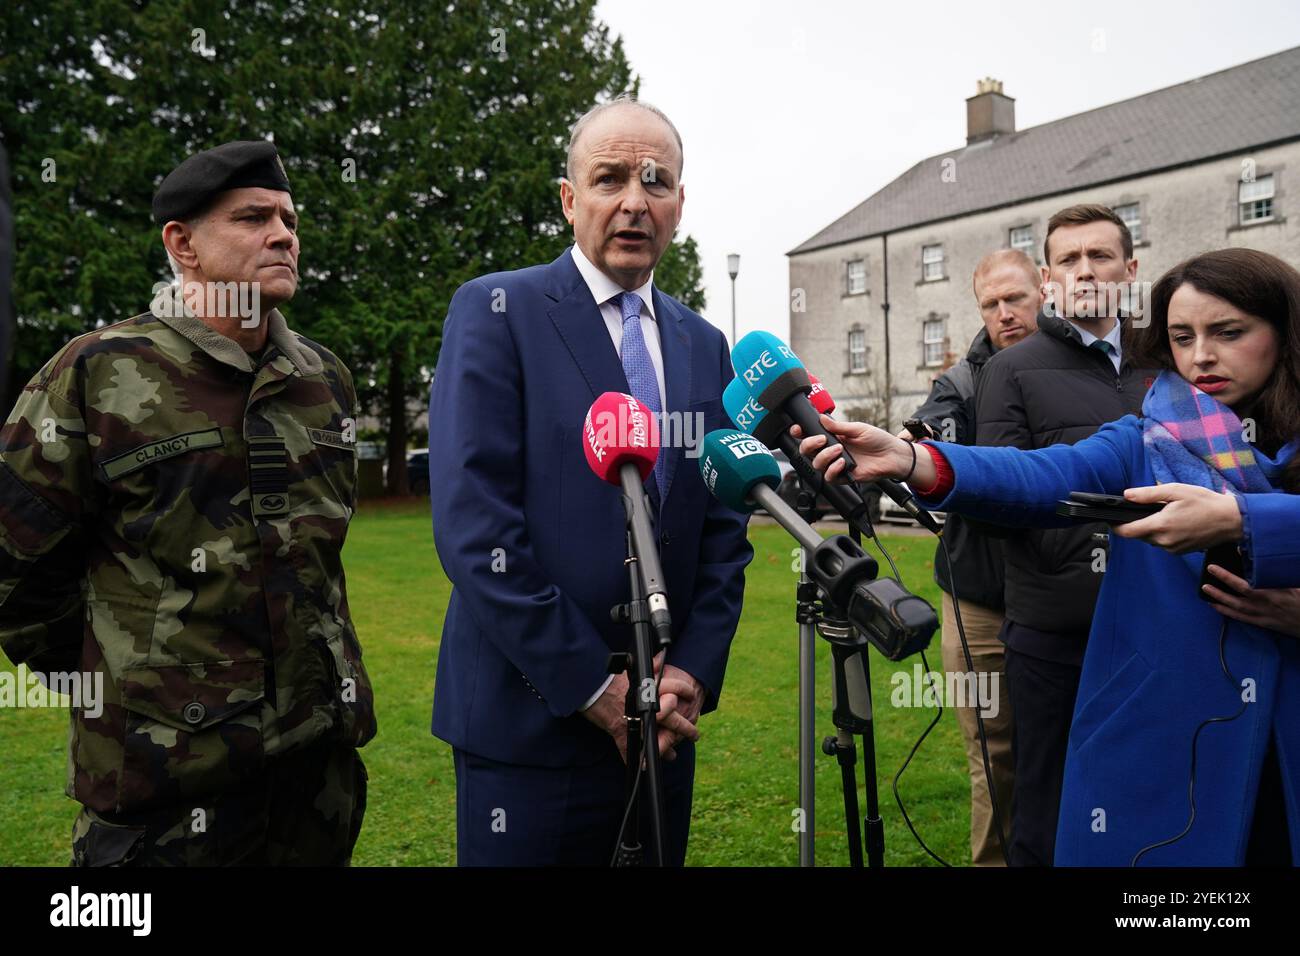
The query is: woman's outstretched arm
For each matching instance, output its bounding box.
[795,413,1136,530]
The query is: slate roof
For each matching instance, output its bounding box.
[790,46,1300,255]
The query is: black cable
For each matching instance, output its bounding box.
[867,517,1009,867]
[860,507,904,583]
[609,666,664,867]
[889,648,951,866]
[807,474,997,867]
[863,522,955,866]
[1130,618,1244,866]
[610,746,646,867]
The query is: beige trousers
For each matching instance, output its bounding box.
[940,591,1014,866]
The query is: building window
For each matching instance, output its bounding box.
[1009,225,1035,257]
[923,317,946,367]
[1239,174,1275,224]
[1114,202,1142,244]
[848,329,867,373]
[846,259,867,295]
[921,244,945,281]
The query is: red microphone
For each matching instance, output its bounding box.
[583,391,660,484]
[582,392,673,648]
[808,374,835,414]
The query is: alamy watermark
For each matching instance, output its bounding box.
[585,403,709,458]
[151,279,263,328]
[890,663,1000,719]
[0,666,104,718]
[1043,277,1153,326]
[50,886,150,936]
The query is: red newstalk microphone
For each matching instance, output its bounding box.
[808,374,835,414]
[583,391,660,483]
[583,392,673,647]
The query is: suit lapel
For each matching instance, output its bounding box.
[545,250,630,400]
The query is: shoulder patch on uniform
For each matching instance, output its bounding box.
[308,428,355,451]
[101,428,225,481]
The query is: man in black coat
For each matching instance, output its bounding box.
[906,248,1041,865]
[974,204,1155,866]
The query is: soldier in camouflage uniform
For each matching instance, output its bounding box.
[0,141,376,865]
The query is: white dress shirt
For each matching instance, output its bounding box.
[569,243,666,710]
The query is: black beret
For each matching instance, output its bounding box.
[152,140,291,225]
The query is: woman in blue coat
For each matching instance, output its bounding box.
[797,247,1300,866]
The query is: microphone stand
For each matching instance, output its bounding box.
[793,484,820,868]
[842,517,886,868]
[608,524,670,867]
[791,477,886,868]
[819,597,886,868]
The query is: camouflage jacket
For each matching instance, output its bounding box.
[0,285,376,815]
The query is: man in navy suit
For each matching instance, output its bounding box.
[428,97,752,866]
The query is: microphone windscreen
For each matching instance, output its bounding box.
[723,377,792,449]
[723,377,764,431]
[583,391,660,485]
[731,331,811,411]
[808,374,836,414]
[698,428,781,513]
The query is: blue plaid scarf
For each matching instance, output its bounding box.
[1142,370,1295,495]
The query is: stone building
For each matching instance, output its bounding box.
[788,46,1300,429]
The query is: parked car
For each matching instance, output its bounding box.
[407,448,430,496]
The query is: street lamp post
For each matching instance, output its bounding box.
[727,253,740,345]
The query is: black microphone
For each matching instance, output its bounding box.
[723,378,876,535]
[806,375,944,535]
[698,429,936,661]
[730,333,941,534]
[874,456,942,534]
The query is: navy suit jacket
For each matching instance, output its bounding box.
[428,248,753,767]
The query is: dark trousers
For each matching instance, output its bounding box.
[453,741,695,866]
[1004,648,1082,866]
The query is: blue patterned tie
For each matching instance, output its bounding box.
[617,292,665,497]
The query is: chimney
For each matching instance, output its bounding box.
[966,78,1015,144]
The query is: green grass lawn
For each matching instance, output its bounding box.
[0,501,969,866]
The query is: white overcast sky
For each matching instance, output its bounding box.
[592,0,1300,344]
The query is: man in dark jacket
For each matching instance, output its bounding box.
[974,203,1155,866]
[906,248,1040,865]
